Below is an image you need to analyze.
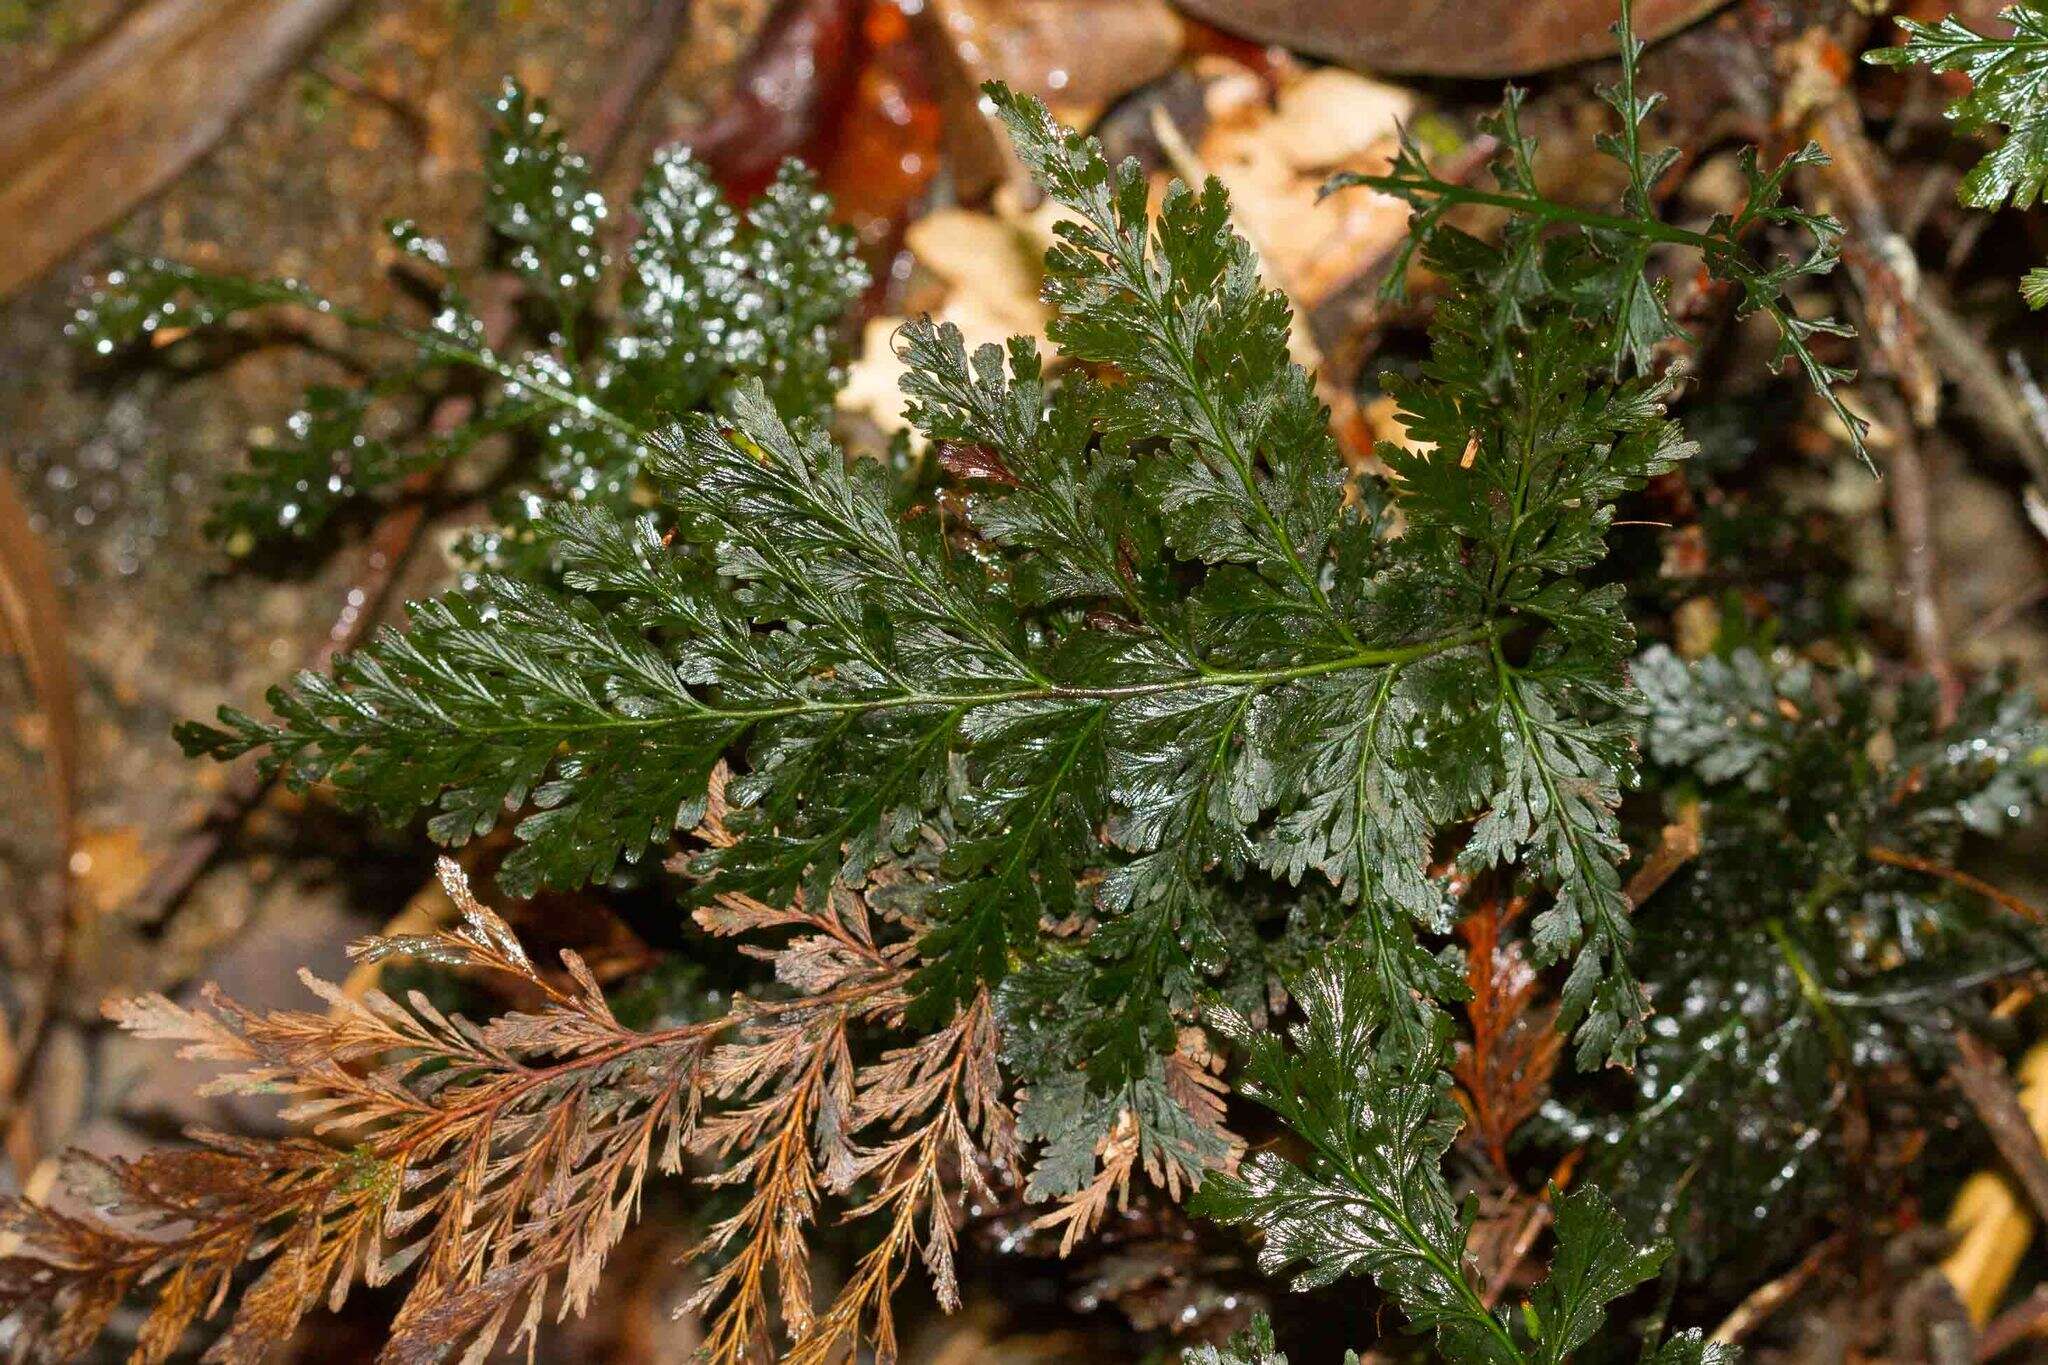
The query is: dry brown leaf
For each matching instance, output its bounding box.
[1188,60,1415,313]
[927,0,1185,129]
[842,210,1052,438]
[1171,0,1731,77]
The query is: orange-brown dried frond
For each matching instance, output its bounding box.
[1028,1108,1144,1258]
[785,988,1021,1365]
[1452,892,1562,1175]
[0,1137,386,1365]
[677,777,1021,1365]
[1027,1027,1240,1260]
[0,860,716,1365]
[682,889,911,1363]
[1163,1027,1240,1184]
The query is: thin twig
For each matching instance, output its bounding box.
[1948,1029,2048,1231]
[1978,1283,2048,1361]
[1708,1232,1847,1346]
[1798,31,2048,495]
[1476,1151,1580,1310]
[1624,802,1703,910]
[308,57,430,141]
[567,0,697,175]
[1916,288,2048,493]
[1785,40,1970,723]
[1478,1199,1552,1311]
[0,466,78,1178]
[1874,390,1963,724]
[1868,845,2048,925]
[1962,575,2048,644]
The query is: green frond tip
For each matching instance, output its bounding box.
[1189,947,1705,1363]
[1324,4,1869,470]
[1867,4,2048,210]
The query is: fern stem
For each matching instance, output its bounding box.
[1318,1129,1530,1362]
[430,623,1503,739]
[234,274,642,441]
[1351,176,1731,254]
[1763,917,1849,1060]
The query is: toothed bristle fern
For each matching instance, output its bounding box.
[174,74,1692,1081]
[25,2,2048,1360]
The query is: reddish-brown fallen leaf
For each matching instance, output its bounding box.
[925,0,1185,129]
[1168,0,1732,77]
[821,0,944,261]
[668,0,866,202]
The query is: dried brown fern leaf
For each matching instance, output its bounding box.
[682,878,910,1363]
[786,987,1020,1365]
[680,769,1023,1365]
[3,770,1028,1365]
[0,859,716,1365]
[1451,890,1562,1176]
[1029,1108,1144,1259]
[0,1136,388,1365]
[1026,1029,1239,1260]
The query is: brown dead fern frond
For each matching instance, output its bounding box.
[0,1135,388,1365]
[0,858,716,1365]
[1028,1108,1144,1259]
[680,769,1023,1365]
[786,986,1020,1365]
[1026,1028,1238,1259]
[1451,891,1562,1176]
[3,776,1028,1365]
[683,876,907,1363]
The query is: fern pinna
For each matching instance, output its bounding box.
[180,79,1683,1078]
[19,0,2048,1357]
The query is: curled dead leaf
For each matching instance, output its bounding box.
[1169,0,1732,77]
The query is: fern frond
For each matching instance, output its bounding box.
[0,858,713,1364]
[1331,0,1867,465]
[1867,3,2048,210]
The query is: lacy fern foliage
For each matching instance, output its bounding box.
[1573,648,2048,1282]
[1868,3,2048,210]
[181,81,1690,1082]
[1191,948,1733,1364]
[1335,8,1865,464]
[71,82,864,551]
[7,10,1946,1359]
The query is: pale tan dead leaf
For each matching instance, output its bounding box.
[906,208,1051,341]
[928,0,1185,129]
[842,213,1051,438]
[65,826,150,919]
[1941,1042,2048,1326]
[1263,67,1417,173]
[1191,61,1415,312]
